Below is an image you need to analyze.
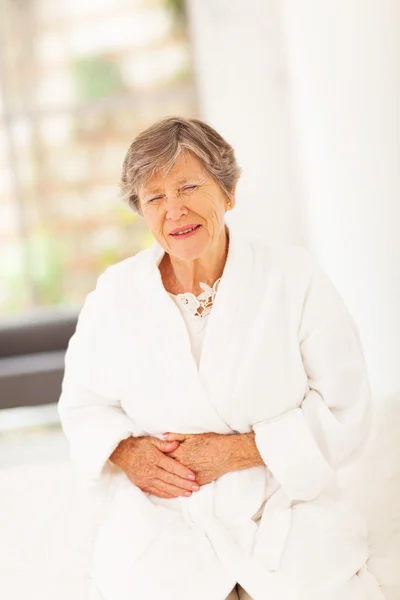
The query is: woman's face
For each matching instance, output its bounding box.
[139,152,235,261]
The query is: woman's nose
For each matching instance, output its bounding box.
[165,194,188,220]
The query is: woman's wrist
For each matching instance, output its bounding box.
[109,435,137,469]
[223,432,265,473]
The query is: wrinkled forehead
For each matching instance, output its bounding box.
[139,151,208,194]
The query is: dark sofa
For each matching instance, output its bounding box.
[0,310,78,409]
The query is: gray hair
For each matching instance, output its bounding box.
[120,116,241,214]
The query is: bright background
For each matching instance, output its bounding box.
[0,0,194,317]
[1,0,399,467]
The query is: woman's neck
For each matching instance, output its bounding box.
[160,228,229,296]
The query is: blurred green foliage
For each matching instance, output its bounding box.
[2,269,28,313]
[30,228,64,305]
[164,0,186,21]
[72,56,125,102]
[115,205,138,225]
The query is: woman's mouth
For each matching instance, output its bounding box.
[170,225,201,239]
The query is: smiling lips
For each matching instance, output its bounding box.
[170,224,201,238]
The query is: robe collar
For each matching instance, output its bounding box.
[133,220,254,425]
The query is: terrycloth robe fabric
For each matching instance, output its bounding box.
[58,225,386,600]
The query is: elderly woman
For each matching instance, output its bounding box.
[58,117,385,600]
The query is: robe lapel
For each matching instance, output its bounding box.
[133,238,228,433]
[134,224,254,433]
[197,227,254,428]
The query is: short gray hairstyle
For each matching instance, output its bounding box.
[120,116,241,214]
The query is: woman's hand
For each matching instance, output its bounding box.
[109,436,200,499]
[164,432,232,486]
[164,431,265,486]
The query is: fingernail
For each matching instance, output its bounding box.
[192,485,200,491]
[161,433,169,439]
[184,491,191,497]
[188,474,196,481]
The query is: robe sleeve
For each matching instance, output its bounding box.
[253,250,372,502]
[58,271,138,482]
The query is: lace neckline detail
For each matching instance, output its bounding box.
[171,278,221,318]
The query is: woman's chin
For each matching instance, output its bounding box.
[168,237,210,261]
[170,246,208,261]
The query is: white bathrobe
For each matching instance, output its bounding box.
[58,225,385,600]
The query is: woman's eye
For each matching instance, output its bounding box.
[147,195,163,203]
[182,185,198,193]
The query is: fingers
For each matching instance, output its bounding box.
[123,436,200,499]
[153,439,180,453]
[162,432,191,442]
[158,453,197,481]
[155,467,200,493]
[153,478,196,498]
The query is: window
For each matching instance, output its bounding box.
[0,0,198,316]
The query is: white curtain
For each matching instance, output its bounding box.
[187,0,400,400]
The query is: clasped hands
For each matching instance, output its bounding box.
[109,431,263,500]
